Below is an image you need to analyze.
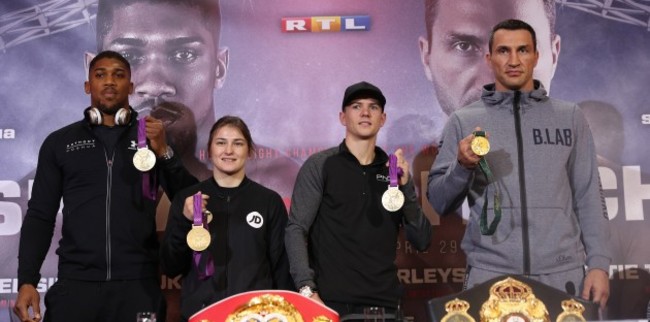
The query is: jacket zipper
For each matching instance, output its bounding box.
[513,91,531,276]
[225,195,230,293]
[105,150,114,281]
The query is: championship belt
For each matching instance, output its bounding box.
[226,294,304,322]
[472,130,501,236]
[133,117,156,172]
[479,277,549,322]
[556,299,587,322]
[441,298,475,322]
[187,193,211,252]
[382,154,405,212]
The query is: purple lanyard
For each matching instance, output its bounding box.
[139,118,157,200]
[137,117,147,149]
[192,193,214,279]
[388,154,403,187]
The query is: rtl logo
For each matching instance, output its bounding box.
[281,15,370,33]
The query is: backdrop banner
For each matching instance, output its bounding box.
[1,1,648,321]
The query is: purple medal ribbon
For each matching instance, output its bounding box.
[388,154,403,187]
[137,117,147,149]
[192,193,214,279]
[138,118,157,200]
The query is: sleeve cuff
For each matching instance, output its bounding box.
[586,255,611,274]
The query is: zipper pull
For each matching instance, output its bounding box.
[513,90,521,112]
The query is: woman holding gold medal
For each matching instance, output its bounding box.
[160,116,294,321]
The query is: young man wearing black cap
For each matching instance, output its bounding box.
[285,81,432,319]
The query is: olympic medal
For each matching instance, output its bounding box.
[471,135,490,156]
[382,187,405,212]
[186,225,211,251]
[133,148,156,172]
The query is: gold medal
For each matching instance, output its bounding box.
[471,131,490,156]
[382,186,405,212]
[133,147,156,172]
[186,225,211,251]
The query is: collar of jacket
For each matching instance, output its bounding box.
[337,139,389,167]
[480,80,549,112]
[208,176,251,199]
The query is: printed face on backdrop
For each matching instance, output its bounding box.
[209,125,249,177]
[339,98,386,141]
[419,0,560,115]
[579,100,624,166]
[486,28,539,92]
[84,57,134,115]
[98,1,228,156]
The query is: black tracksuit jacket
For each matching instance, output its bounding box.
[18,112,197,287]
[160,177,294,321]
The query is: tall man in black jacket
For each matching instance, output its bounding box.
[14,51,196,322]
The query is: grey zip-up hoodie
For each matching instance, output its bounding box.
[427,81,610,275]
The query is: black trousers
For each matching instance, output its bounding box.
[43,278,164,322]
[325,301,399,321]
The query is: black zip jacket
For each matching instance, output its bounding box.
[160,177,294,321]
[18,111,197,287]
[285,141,432,309]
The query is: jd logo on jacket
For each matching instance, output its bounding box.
[246,212,264,228]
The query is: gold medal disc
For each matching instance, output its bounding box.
[133,148,156,172]
[382,186,405,212]
[186,225,211,251]
[471,136,490,156]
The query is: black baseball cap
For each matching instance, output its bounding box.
[341,81,386,110]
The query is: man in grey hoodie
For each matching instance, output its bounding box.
[427,19,610,308]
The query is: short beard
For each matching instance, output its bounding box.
[97,100,127,115]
